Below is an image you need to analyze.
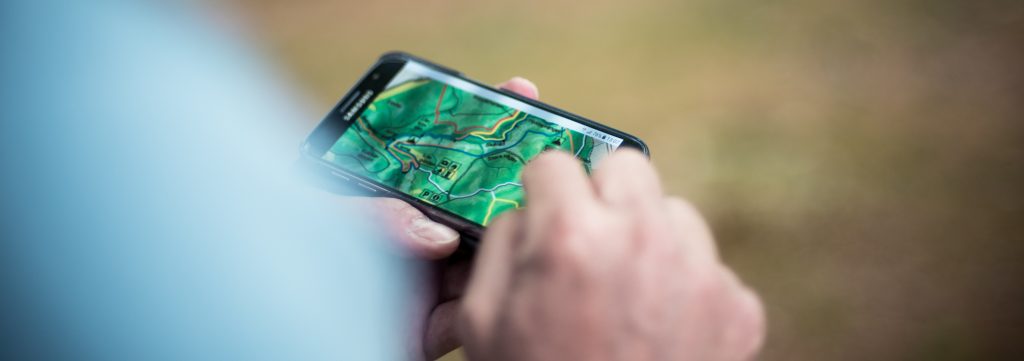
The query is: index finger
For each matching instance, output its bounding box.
[520,151,598,217]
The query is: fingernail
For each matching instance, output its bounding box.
[409,216,459,245]
[511,76,539,97]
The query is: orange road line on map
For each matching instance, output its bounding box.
[391,143,419,171]
[458,111,522,141]
[391,83,525,172]
[357,117,387,147]
[432,84,524,138]
[440,110,519,137]
[359,117,415,170]
[468,110,521,137]
[434,85,447,123]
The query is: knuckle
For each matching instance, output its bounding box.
[626,212,667,243]
[626,218,662,250]
[545,206,587,237]
[538,210,593,265]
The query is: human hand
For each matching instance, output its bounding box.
[348,77,540,360]
[460,150,765,360]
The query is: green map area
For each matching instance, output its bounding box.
[324,78,609,225]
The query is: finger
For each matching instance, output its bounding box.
[718,266,766,360]
[520,151,597,216]
[497,76,539,100]
[438,256,471,302]
[519,151,599,254]
[460,211,524,350]
[423,299,462,361]
[591,148,661,211]
[664,196,719,264]
[736,287,766,360]
[358,197,460,259]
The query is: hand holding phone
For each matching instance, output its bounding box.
[301,53,761,360]
[340,77,542,260]
[302,52,648,245]
[460,150,766,361]
[322,76,544,361]
[301,53,646,359]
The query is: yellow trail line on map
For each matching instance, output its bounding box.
[468,110,524,141]
[373,79,430,104]
[564,129,575,152]
[482,195,520,225]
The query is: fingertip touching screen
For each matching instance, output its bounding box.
[321,61,623,226]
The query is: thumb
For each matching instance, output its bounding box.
[358,197,460,259]
[497,77,539,100]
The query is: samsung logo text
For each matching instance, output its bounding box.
[343,90,375,121]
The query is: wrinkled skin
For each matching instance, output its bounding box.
[460,149,765,361]
[352,77,764,360]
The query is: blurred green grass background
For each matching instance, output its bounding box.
[229,0,1023,359]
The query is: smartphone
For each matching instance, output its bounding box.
[301,52,648,246]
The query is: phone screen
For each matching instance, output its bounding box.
[319,60,625,226]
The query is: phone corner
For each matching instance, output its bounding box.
[621,135,650,157]
[636,139,651,156]
[378,50,411,61]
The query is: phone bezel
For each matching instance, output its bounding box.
[301,51,649,246]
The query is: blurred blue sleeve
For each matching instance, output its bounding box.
[0,1,407,360]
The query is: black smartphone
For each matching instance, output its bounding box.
[301,52,648,246]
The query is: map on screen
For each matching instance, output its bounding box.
[323,64,620,225]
